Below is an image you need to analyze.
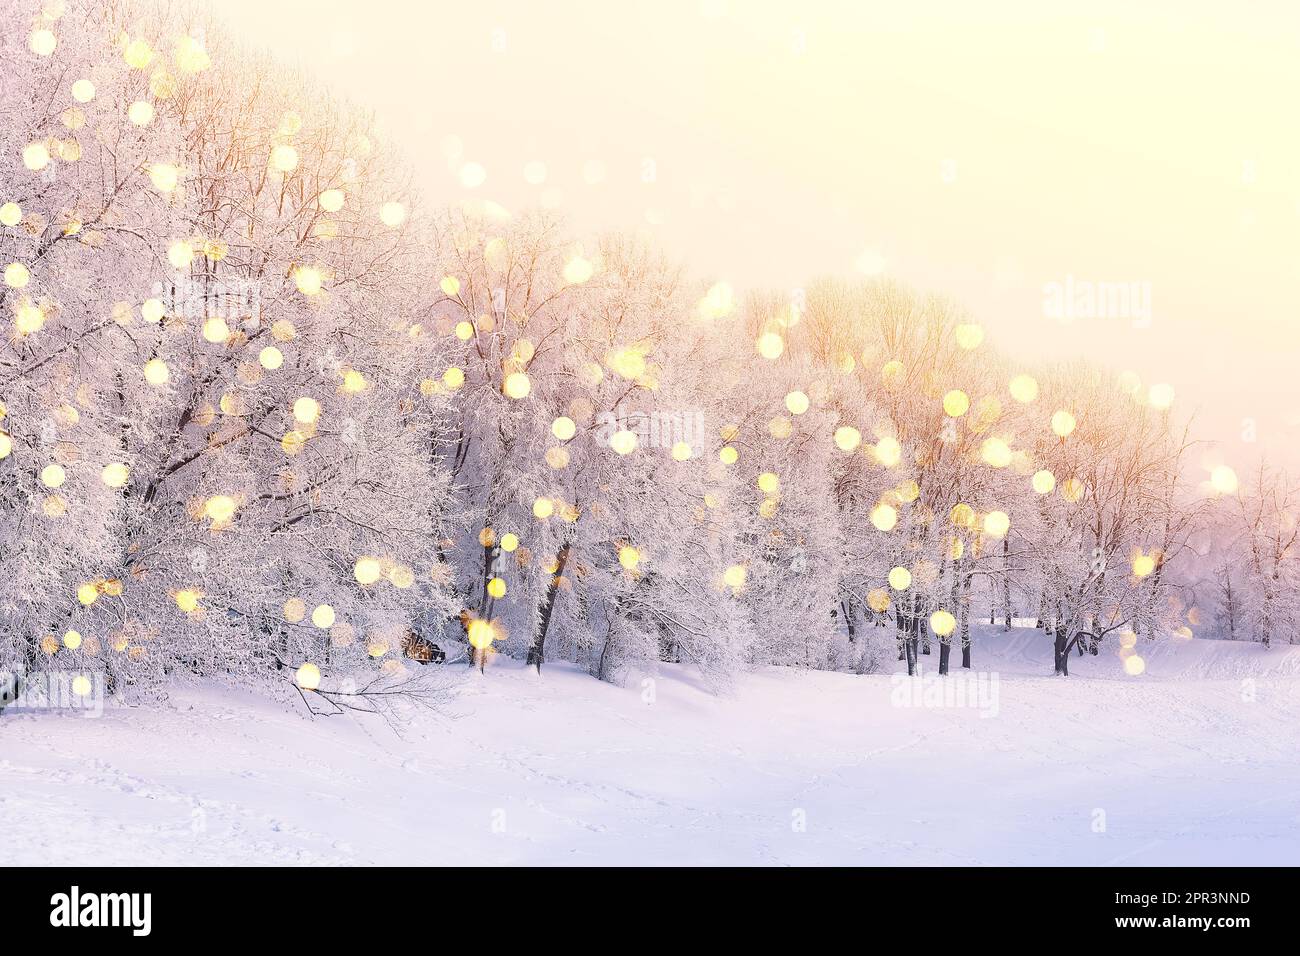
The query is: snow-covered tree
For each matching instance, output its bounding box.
[1,0,457,704]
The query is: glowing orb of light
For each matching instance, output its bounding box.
[888,566,912,591]
[354,557,382,585]
[954,323,984,350]
[1148,383,1175,410]
[756,332,784,359]
[293,266,322,296]
[981,437,1012,468]
[467,618,496,650]
[983,510,1010,537]
[552,416,576,441]
[610,430,638,455]
[1050,410,1076,438]
[930,610,957,637]
[23,142,51,171]
[503,372,531,399]
[871,503,898,532]
[1008,374,1039,403]
[943,390,970,418]
[834,426,861,452]
[563,256,594,285]
[1210,465,1238,495]
[101,463,130,488]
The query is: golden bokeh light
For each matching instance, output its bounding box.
[503,372,531,399]
[295,662,321,690]
[953,323,984,350]
[1210,465,1238,495]
[40,464,66,488]
[283,597,306,623]
[610,430,639,455]
[981,437,1011,468]
[101,462,130,488]
[983,510,1010,537]
[930,610,956,637]
[1050,410,1076,438]
[888,566,912,591]
[293,396,320,424]
[833,426,861,452]
[1008,374,1039,403]
[756,332,784,359]
[354,557,383,585]
[563,256,594,285]
[874,436,902,468]
[1148,383,1176,410]
[870,503,898,531]
[1132,553,1156,578]
[467,618,496,650]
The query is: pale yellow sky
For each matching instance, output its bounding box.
[209,0,1300,472]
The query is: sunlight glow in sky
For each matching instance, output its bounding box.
[211,0,1300,468]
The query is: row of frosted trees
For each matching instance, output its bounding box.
[1,0,1287,710]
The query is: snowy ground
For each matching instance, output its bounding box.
[3,627,1299,866]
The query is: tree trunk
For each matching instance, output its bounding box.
[596,618,615,682]
[527,542,571,672]
[469,541,501,668]
[22,631,40,678]
[960,571,973,669]
[1053,626,1069,676]
[940,558,959,675]
[904,603,920,675]
[841,598,856,643]
[1001,538,1013,630]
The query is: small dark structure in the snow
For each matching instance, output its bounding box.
[402,635,445,664]
[0,672,22,713]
